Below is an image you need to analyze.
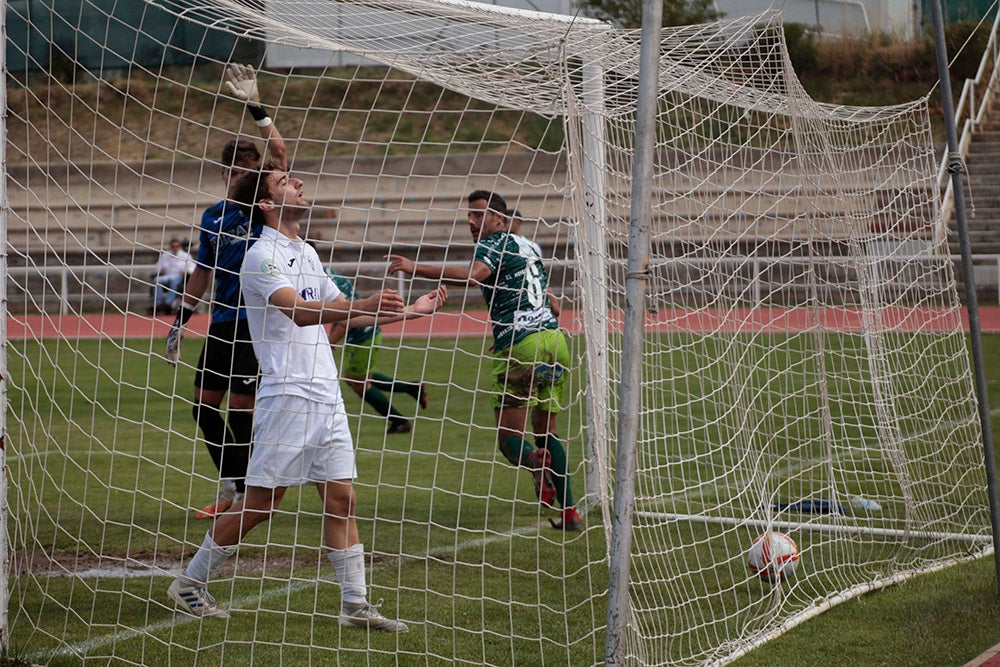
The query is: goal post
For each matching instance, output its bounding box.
[2,1,995,664]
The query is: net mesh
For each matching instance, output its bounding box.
[3,1,990,665]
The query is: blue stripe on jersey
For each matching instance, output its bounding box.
[197,201,260,324]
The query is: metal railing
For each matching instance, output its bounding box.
[9,253,999,317]
[937,10,1000,243]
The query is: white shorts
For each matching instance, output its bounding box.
[246,394,357,488]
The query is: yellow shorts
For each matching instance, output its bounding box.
[490,329,569,412]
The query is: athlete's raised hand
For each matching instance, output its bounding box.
[410,285,447,316]
[224,63,261,106]
[360,289,405,316]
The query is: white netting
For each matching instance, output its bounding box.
[3,1,990,665]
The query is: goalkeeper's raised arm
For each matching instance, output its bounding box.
[165,63,288,364]
[224,63,287,173]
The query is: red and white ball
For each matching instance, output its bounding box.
[747,532,800,583]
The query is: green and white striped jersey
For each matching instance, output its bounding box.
[474,231,558,351]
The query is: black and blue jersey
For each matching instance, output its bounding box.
[196,201,260,324]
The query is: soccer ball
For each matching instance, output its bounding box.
[747,532,800,583]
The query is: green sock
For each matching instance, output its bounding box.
[370,372,421,400]
[499,436,533,467]
[361,386,404,421]
[538,435,574,509]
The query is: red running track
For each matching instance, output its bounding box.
[8,307,1000,340]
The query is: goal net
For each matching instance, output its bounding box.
[4,0,992,664]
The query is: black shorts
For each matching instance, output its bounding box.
[195,318,259,395]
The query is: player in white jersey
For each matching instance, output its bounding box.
[167,164,446,630]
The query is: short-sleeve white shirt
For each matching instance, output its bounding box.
[240,225,343,404]
[156,249,194,279]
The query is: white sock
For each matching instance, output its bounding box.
[222,479,237,495]
[182,532,237,585]
[328,543,367,605]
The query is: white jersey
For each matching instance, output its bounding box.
[515,234,542,259]
[241,225,344,404]
[156,248,194,279]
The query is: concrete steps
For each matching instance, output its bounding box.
[948,99,1000,265]
[7,145,949,313]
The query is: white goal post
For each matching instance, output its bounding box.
[2,0,993,665]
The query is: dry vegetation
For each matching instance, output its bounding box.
[4,68,545,166]
[5,21,987,166]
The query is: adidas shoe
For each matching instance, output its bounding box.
[526,448,557,508]
[195,486,236,520]
[548,507,582,532]
[340,600,409,633]
[418,383,429,410]
[167,578,229,619]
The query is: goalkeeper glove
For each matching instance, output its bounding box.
[165,302,197,365]
[224,63,261,106]
[224,63,271,128]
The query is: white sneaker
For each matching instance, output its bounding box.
[340,600,408,632]
[167,578,230,619]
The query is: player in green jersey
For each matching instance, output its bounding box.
[387,190,580,530]
[325,268,429,434]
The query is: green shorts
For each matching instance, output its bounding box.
[491,328,570,411]
[341,331,381,378]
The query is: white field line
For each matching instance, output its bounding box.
[22,411,989,660]
[7,448,501,463]
[26,441,843,661]
[27,522,548,663]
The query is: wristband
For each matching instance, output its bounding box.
[254,117,273,128]
[248,105,269,122]
[176,301,197,326]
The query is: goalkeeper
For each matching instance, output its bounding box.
[165,63,286,519]
[326,268,429,435]
[387,190,581,531]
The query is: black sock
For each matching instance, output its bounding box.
[370,372,421,400]
[192,401,228,472]
[223,408,253,494]
[361,386,404,421]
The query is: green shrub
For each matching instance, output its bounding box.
[942,19,992,81]
[783,23,818,73]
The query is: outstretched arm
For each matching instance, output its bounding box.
[332,286,447,329]
[267,288,403,327]
[224,63,288,171]
[387,254,491,286]
[269,285,447,329]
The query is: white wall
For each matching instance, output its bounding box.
[264,0,920,70]
[265,0,576,69]
[713,0,919,38]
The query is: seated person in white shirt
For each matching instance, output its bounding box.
[150,238,194,315]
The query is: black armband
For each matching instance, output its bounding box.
[248,105,269,122]
[175,302,197,326]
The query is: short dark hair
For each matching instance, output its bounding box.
[221,139,261,169]
[467,189,508,215]
[230,161,280,226]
